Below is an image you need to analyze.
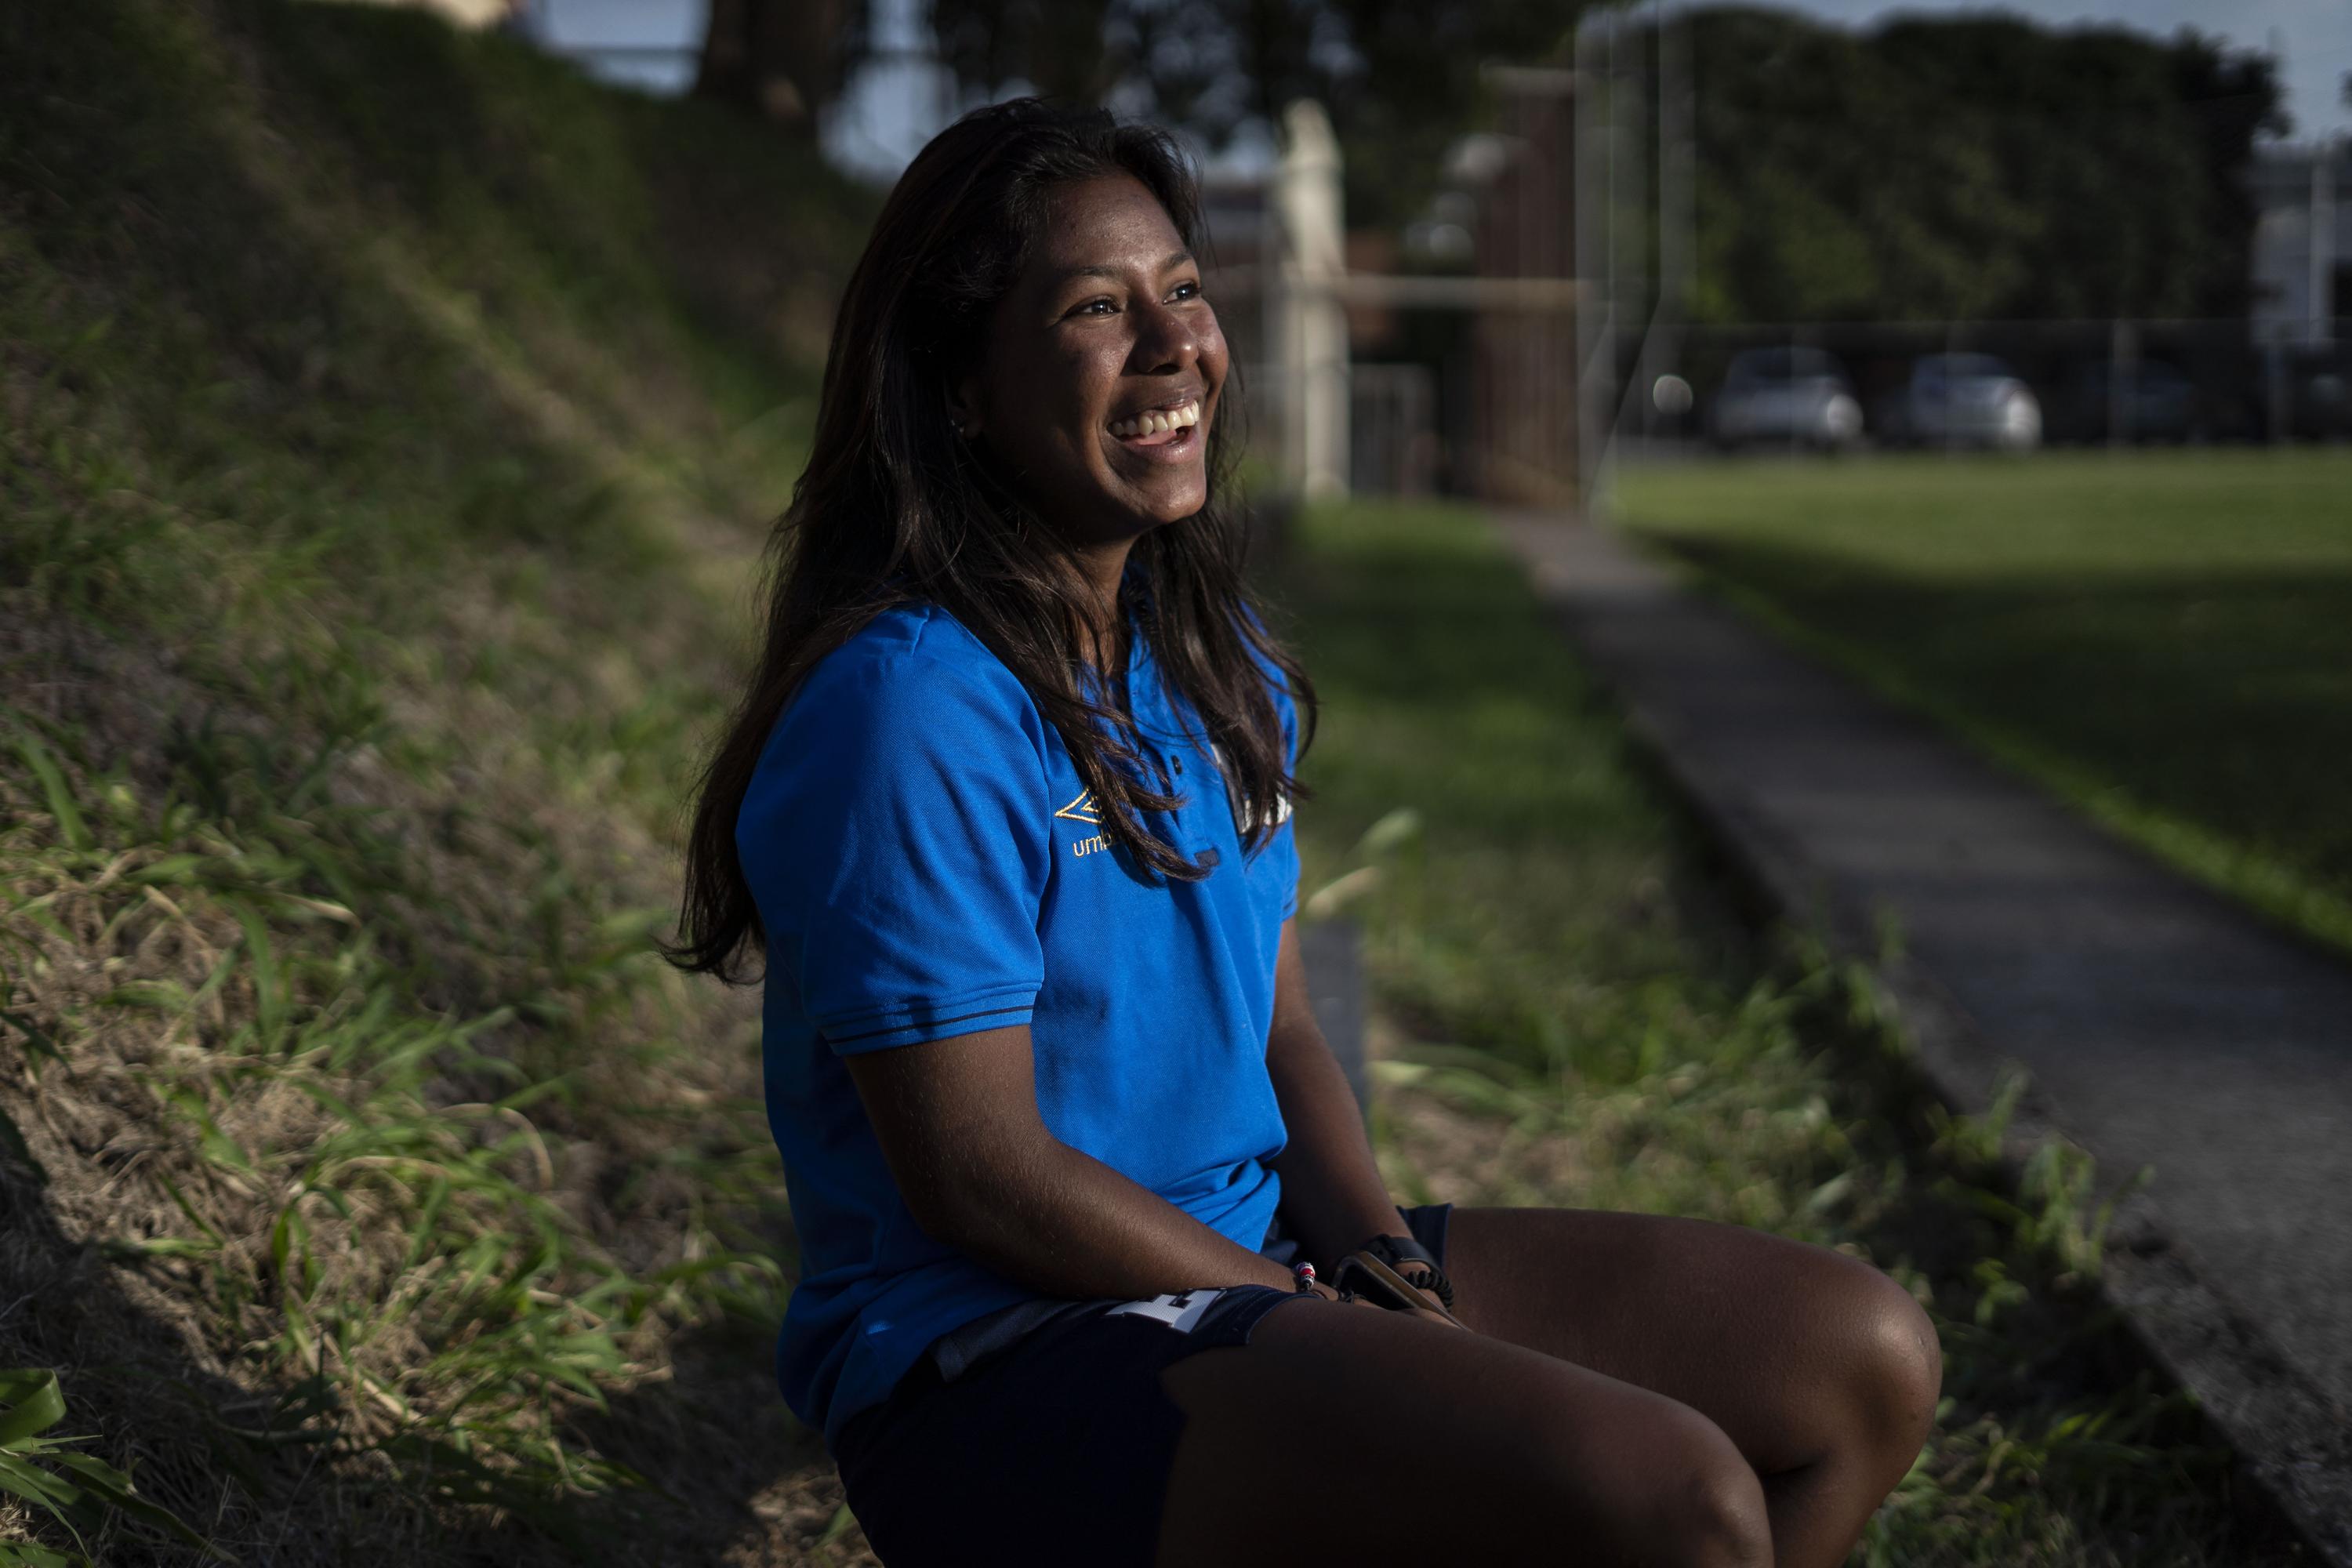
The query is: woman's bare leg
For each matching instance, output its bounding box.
[1152,1210,1936,1567]
[1443,1208,1941,1568]
[1152,1298,1772,1566]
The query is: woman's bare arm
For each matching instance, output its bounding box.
[1260,919,1413,1275]
[843,1022,1301,1299]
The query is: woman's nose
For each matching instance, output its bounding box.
[1130,300,1200,372]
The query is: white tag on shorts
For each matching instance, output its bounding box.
[1105,1290,1225,1334]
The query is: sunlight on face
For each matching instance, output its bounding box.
[963,175,1229,548]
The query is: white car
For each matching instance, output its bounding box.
[1878,354,2042,451]
[1709,348,1865,451]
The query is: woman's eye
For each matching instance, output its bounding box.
[1072,297,1116,318]
[1169,281,1201,303]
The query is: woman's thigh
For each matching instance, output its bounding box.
[1440,1207,1940,1478]
[1152,1298,1771,1567]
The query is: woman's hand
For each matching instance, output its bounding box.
[1298,1278,1468,1330]
[1299,1279,1385,1309]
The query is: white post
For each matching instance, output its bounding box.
[1276,100,1349,500]
[2108,318,2135,447]
[1574,17,1603,516]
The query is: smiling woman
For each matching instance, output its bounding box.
[666,99,1939,1568]
[945,174,1225,555]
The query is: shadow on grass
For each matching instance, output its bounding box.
[464,1320,869,1568]
[4,1145,850,1566]
[0,1145,365,1563]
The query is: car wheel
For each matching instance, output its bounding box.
[1997,391,2042,452]
[1820,394,1863,452]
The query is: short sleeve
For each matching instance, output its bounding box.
[736,641,1052,1054]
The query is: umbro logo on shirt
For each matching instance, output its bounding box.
[1057,791,1112,858]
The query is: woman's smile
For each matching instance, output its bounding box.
[1106,394,1207,456]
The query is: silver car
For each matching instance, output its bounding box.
[1709,348,1864,451]
[1879,353,2043,451]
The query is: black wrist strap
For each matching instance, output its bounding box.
[1358,1231,1455,1308]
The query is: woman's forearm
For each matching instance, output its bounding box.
[1262,925,1411,1273]
[1265,1014,1408,1272]
[927,1131,1301,1300]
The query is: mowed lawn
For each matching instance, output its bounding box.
[1614,450,2352,951]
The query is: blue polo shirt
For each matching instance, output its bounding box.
[736,600,1299,1452]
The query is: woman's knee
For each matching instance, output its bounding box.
[1835,1261,1944,1464]
[1653,1425,1773,1568]
[1530,1400,1773,1568]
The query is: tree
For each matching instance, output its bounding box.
[931,0,1120,105]
[1679,8,2285,322]
[695,0,869,127]
[921,0,1594,227]
[903,0,2283,322]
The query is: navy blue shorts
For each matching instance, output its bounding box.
[832,1203,1453,1566]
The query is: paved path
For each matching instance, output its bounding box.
[1495,512,2352,1560]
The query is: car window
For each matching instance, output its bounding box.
[1728,348,1793,382]
[1917,354,2009,384]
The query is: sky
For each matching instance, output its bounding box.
[527,0,2352,181]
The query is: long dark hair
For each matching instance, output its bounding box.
[669,97,1315,981]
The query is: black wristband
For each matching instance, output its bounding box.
[1359,1232,1455,1309]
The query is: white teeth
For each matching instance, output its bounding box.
[1110,400,1201,438]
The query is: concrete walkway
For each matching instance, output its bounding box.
[1496,512,2352,1561]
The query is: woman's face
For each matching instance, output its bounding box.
[954,173,1229,549]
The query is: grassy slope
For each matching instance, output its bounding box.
[1279,500,2303,1566]
[1,2,879,1561]
[1613,450,2352,955]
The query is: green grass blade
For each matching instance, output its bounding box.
[0,1370,68,1448]
[0,1105,50,1187]
[46,1453,234,1560]
[9,734,95,853]
[224,898,287,1041]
